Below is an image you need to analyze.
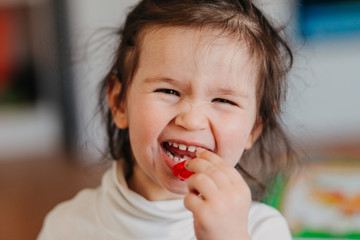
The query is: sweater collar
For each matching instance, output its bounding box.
[96,162,195,239]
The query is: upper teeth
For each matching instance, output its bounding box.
[169,142,198,152]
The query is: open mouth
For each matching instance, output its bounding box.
[162,142,198,164]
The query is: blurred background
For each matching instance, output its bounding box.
[0,0,359,239]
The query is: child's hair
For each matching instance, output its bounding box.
[99,0,296,201]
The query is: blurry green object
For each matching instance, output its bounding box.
[262,173,285,210]
[296,229,360,239]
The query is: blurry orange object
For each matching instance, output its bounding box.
[312,189,360,215]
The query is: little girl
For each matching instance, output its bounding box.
[39,0,296,239]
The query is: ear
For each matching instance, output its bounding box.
[107,77,128,129]
[245,118,262,150]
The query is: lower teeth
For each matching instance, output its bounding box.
[165,150,190,163]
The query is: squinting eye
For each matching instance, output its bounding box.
[212,98,237,106]
[155,88,180,96]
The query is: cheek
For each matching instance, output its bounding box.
[128,104,155,142]
[127,96,172,148]
[220,131,247,166]
[214,113,255,165]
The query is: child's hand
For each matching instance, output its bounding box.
[184,148,251,240]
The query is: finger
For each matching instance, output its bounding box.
[186,157,230,189]
[195,148,242,183]
[184,191,203,212]
[195,148,223,165]
[185,156,213,173]
[187,172,218,199]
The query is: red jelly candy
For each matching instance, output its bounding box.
[172,161,195,181]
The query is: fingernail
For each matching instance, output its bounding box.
[196,147,205,156]
[185,159,190,168]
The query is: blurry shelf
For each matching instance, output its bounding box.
[1,0,77,157]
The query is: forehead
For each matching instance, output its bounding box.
[137,26,258,90]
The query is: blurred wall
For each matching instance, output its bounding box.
[285,39,360,145]
[67,0,138,159]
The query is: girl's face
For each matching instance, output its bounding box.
[110,27,261,200]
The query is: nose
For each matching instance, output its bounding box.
[174,103,209,131]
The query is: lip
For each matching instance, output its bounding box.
[160,139,214,170]
[161,145,177,170]
[161,139,213,152]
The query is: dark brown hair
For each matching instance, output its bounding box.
[99,0,296,201]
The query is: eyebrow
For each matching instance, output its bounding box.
[143,77,176,84]
[144,76,249,99]
[143,77,190,91]
[216,87,249,98]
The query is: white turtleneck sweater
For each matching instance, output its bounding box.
[38,162,292,240]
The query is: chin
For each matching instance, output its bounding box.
[171,187,189,196]
[163,179,189,197]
